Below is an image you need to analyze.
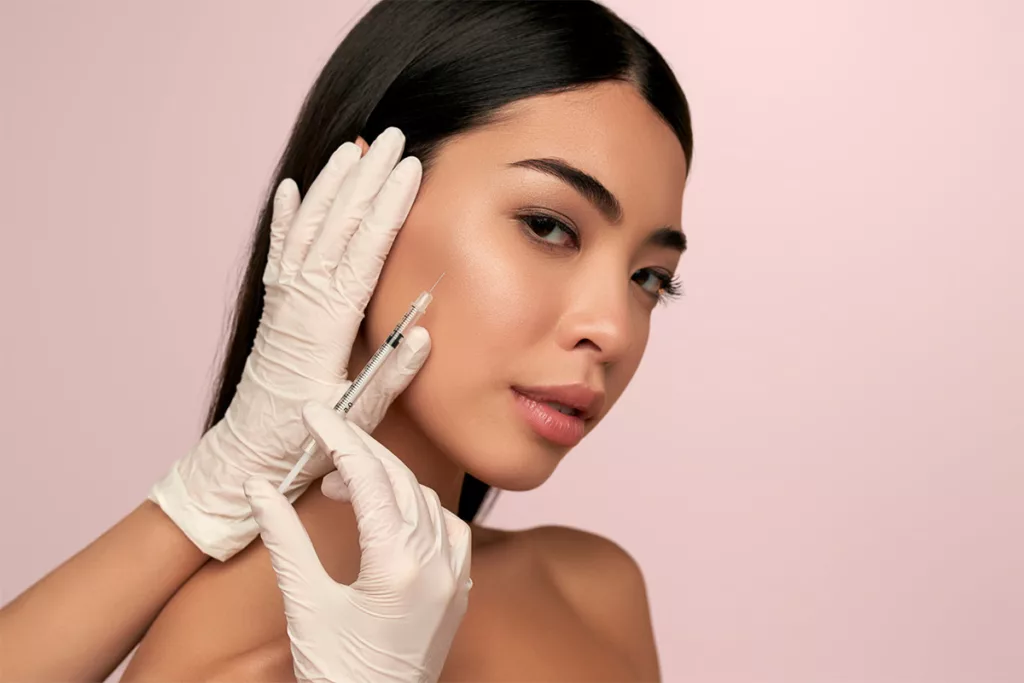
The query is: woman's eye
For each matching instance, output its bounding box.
[632,268,681,301]
[520,214,578,248]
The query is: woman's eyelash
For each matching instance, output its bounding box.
[519,212,683,304]
[633,268,683,304]
[518,213,579,248]
[658,274,684,302]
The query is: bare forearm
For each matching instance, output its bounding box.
[0,500,208,682]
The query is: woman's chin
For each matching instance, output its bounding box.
[459,441,569,492]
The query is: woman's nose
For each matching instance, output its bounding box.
[554,274,633,364]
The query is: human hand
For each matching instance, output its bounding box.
[244,403,472,683]
[150,128,427,561]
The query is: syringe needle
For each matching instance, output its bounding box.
[279,278,443,494]
[429,271,446,293]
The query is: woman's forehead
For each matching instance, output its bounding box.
[435,83,687,222]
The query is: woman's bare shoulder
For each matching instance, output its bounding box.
[515,525,661,680]
[122,497,658,682]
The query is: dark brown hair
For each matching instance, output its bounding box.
[204,0,693,521]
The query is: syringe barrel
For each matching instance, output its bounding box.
[332,334,396,414]
[279,290,434,494]
[392,293,431,336]
[330,291,431,414]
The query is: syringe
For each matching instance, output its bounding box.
[277,273,444,493]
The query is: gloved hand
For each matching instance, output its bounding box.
[150,127,427,561]
[244,403,473,683]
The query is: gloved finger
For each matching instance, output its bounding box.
[341,420,432,528]
[343,418,419,482]
[322,455,428,534]
[320,470,350,502]
[302,403,403,545]
[443,509,473,584]
[243,477,329,591]
[279,142,361,279]
[316,319,427,499]
[332,154,421,313]
[262,178,299,286]
[345,326,431,434]
[322,320,428,497]
[304,127,406,280]
[338,454,408,551]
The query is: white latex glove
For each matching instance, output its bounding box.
[244,402,473,683]
[150,127,427,561]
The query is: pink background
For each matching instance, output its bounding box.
[2,1,1022,681]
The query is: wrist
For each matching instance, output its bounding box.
[136,499,209,570]
[147,463,261,562]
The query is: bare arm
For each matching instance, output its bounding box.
[121,482,359,682]
[0,500,208,683]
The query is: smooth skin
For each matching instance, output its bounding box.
[0,501,207,682]
[124,81,686,681]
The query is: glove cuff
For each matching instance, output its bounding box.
[148,466,259,562]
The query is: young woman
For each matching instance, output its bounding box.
[0,1,692,680]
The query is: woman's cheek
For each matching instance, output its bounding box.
[446,219,550,334]
[400,226,534,420]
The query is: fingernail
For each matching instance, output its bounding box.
[375,127,403,146]
[320,472,349,500]
[393,156,422,182]
[328,142,361,169]
[273,179,291,203]
[396,326,430,367]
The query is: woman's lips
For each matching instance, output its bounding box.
[511,389,586,447]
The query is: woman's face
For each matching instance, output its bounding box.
[358,81,688,491]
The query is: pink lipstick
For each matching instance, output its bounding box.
[510,384,604,448]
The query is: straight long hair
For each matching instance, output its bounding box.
[204,0,694,522]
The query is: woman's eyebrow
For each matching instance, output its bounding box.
[648,226,687,253]
[507,157,686,253]
[507,157,622,223]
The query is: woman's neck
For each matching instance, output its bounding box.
[369,397,466,513]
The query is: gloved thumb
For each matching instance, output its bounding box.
[244,477,328,591]
[322,325,431,501]
[391,324,432,375]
